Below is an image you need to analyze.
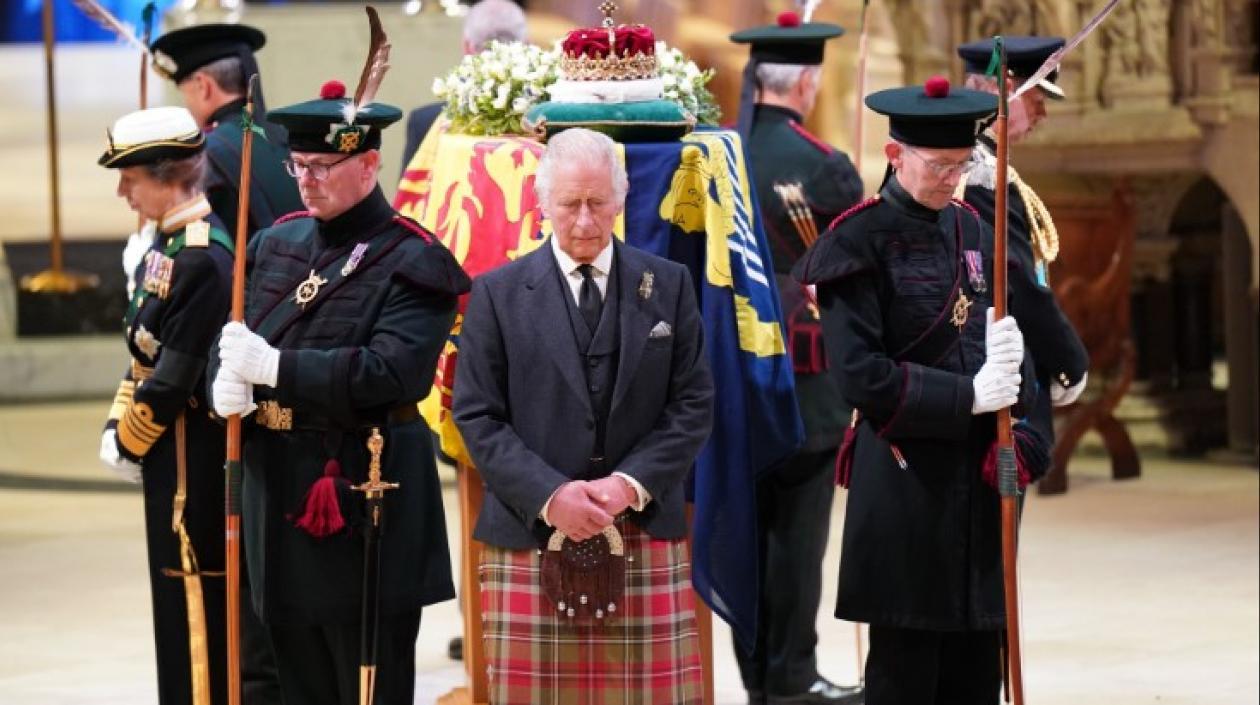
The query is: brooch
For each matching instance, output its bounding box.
[951,292,972,330]
[638,270,654,300]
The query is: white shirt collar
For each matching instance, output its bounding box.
[550,235,614,278]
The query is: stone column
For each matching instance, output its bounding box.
[1222,204,1259,456]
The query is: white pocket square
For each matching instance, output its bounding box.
[648,321,673,339]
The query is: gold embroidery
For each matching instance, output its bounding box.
[134,325,161,359]
[108,380,136,422]
[118,402,165,457]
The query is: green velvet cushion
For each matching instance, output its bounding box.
[522,100,696,143]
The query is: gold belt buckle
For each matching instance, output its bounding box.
[255,400,293,431]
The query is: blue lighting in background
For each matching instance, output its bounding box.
[3,0,179,43]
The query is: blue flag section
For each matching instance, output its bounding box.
[620,129,805,650]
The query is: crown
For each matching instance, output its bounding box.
[558,2,658,81]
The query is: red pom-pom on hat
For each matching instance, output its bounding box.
[777,11,801,28]
[924,75,951,98]
[320,80,347,100]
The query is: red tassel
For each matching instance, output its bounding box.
[834,409,859,488]
[981,440,1031,491]
[292,459,346,537]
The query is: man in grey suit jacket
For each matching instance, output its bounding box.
[453,128,714,704]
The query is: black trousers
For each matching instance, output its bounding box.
[734,448,837,695]
[268,610,422,705]
[865,626,1001,705]
[141,413,283,705]
[141,415,227,705]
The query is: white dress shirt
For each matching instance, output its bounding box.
[541,237,651,526]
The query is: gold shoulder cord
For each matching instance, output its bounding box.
[1009,167,1060,272]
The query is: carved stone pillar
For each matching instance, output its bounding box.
[1130,237,1180,392]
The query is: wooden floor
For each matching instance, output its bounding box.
[0,400,1256,704]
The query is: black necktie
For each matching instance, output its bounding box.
[577,264,602,333]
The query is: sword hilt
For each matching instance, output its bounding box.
[353,427,399,501]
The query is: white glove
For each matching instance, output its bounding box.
[1051,371,1088,407]
[123,220,157,299]
[972,361,1021,414]
[984,308,1024,368]
[973,309,1023,414]
[212,367,257,418]
[99,429,142,484]
[219,321,280,387]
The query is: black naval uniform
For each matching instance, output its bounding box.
[209,186,469,705]
[963,135,1088,442]
[793,175,1047,704]
[203,98,303,239]
[106,198,234,705]
[737,104,863,699]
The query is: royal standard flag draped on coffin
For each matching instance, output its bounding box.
[394,127,804,649]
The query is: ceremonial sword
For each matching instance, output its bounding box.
[354,428,398,705]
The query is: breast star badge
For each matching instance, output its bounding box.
[294,270,329,309]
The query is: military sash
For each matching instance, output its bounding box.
[249,222,411,346]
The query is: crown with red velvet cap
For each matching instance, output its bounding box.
[558,1,658,81]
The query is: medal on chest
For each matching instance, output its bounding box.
[142,250,175,299]
[294,270,329,309]
[341,242,370,277]
[952,293,972,330]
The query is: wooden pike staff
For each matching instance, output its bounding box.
[851,0,871,174]
[225,73,261,705]
[990,37,1026,705]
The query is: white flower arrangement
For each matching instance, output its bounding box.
[433,41,560,136]
[434,39,721,136]
[654,41,721,126]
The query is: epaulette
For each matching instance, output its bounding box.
[788,120,835,156]
[826,195,881,231]
[272,210,312,226]
[393,215,435,244]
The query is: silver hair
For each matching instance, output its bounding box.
[192,55,246,95]
[144,152,207,192]
[755,63,818,95]
[464,0,528,50]
[534,128,628,211]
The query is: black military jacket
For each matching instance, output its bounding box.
[203,99,303,239]
[793,175,1044,631]
[747,104,864,451]
[964,135,1089,438]
[108,197,233,463]
[211,186,471,625]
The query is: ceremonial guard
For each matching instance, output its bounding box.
[97,106,233,705]
[150,23,302,238]
[958,36,1090,439]
[208,72,469,704]
[793,79,1052,703]
[730,12,864,705]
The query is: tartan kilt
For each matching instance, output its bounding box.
[479,519,704,705]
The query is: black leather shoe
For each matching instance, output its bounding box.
[747,690,766,705]
[767,677,864,704]
[447,636,463,661]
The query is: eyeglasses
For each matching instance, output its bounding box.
[900,145,979,179]
[283,154,356,181]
